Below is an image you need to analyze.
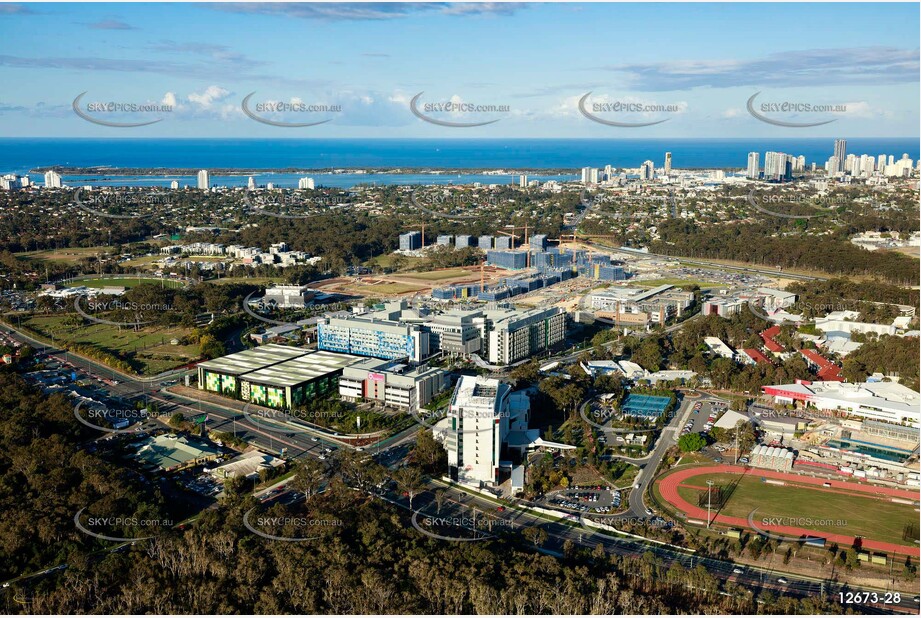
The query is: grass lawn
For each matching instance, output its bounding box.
[366,254,424,270]
[675,471,917,546]
[610,463,640,489]
[345,282,425,295]
[16,246,115,264]
[23,314,199,375]
[398,267,477,282]
[207,276,285,286]
[64,276,184,289]
[119,255,162,268]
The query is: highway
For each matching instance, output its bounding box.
[607,245,828,282]
[5,322,917,612]
[375,473,918,614]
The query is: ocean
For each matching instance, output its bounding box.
[1,138,918,188]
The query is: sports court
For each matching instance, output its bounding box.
[621,394,671,418]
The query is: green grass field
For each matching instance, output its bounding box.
[119,255,163,268]
[635,277,726,289]
[64,276,184,289]
[675,472,917,546]
[346,282,425,295]
[208,276,286,286]
[366,254,424,270]
[23,315,199,375]
[15,246,116,264]
[398,267,477,282]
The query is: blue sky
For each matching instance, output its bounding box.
[0,2,918,137]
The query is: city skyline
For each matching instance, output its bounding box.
[0,3,918,138]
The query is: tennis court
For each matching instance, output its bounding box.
[621,394,671,418]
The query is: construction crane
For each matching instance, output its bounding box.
[495,223,533,266]
[554,232,621,250]
[402,223,427,248]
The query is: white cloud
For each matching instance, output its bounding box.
[188,86,231,108]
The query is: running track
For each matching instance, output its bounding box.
[657,465,920,557]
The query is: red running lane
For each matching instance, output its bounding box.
[658,465,920,557]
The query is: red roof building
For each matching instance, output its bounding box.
[799,348,844,382]
[760,325,784,353]
[741,348,773,365]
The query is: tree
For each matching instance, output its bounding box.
[413,428,447,474]
[522,526,548,548]
[337,449,386,491]
[198,333,225,359]
[393,465,424,511]
[291,457,326,501]
[434,489,446,514]
[678,432,707,452]
[168,412,185,428]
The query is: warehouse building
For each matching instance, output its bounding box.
[478,235,494,250]
[197,344,308,398]
[239,350,360,408]
[436,234,453,246]
[339,358,445,411]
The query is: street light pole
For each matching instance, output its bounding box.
[734,424,739,465]
[706,480,714,529]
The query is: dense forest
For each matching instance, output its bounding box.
[786,278,920,317]
[842,335,921,392]
[650,220,919,285]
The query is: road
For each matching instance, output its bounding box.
[375,473,918,614]
[608,245,827,282]
[580,389,719,520]
[7,315,917,612]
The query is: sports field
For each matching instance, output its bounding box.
[15,246,115,265]
[658,465,920,555]
[63,276,184,289]
[23,315,198,375]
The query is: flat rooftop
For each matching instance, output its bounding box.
[451,375,510,411]
[241,350,360,387]
[134,434,221,470]
[767,381,920,417]
[197,343,307,376]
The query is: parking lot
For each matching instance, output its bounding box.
[681,399,731,462]
[544,485,624,514]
